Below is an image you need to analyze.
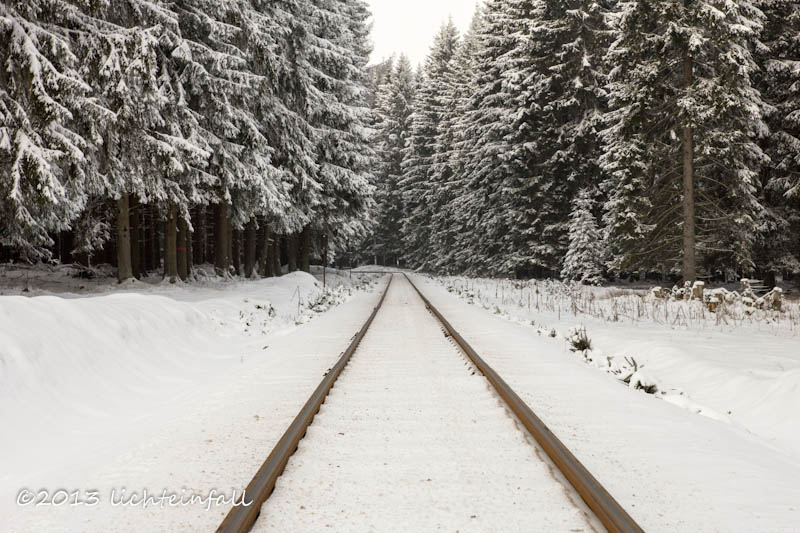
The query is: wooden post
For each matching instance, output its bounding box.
[322,230,328,290]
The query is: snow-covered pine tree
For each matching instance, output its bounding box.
[366,56,394,108]
[172,0,277,277]
[370,54,416,266]
[501,0,609,275]
[75,0,211,281]
[300,0,375,265]
[754,0,800,280]
[247,0,321,262]
[234,0,306,276]
[602,0,768,281]
[428,7,483,274]
[400,20,459,270]
[562,188,606,284]
[440,8,486,274]
[0,1,94,260]
[451,0,528,275]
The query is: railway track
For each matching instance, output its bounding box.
[218,274,642,533]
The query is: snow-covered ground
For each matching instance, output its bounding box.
[432,276,800,459]
[415,275,800,531]
[3,268,799,531]
[0,267,382,531]
[254,276,596,532]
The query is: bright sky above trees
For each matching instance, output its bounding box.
[366,0,478,67]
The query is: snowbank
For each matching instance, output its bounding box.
[434,275,800,459]
[414,275,800,531]
[0,270,378,500]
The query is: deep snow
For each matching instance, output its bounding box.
[414,275,800,532]
[2,269,799,531]
[433,275,800,460]
[254,276,595,531]
[0,269,381,531]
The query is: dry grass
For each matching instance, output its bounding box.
[441,277,800,336]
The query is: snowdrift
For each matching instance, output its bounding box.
[0,271,359,486]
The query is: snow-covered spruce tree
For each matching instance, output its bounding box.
[0,2,93,260]
[247,0,322,272]
[232,0,303,276]
[400,20,459,270]
[602,0,768,281]
[171,0,269,278]
[451,0,529,275]
[428,7,483,274]
[76,0,211,282]
[562,188,606,284]
[753,0,800,280]
[370,55,416,266]
[300,0,375,267]
[501,0,609,276]
[440,9,487,274]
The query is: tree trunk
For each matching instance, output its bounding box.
[228,221,235,275]
[256,221,267,276]
[214,203,229,276]
[244,220,257,278]
[287,233,298,272]
[177,215,189,281]
[151,205,161,273]
[300,225,312,273]
[165,203,178,283]
[682,52,696,283]
[273,237,282,277]
[130,195,141,279]
[117,193,134,283]
[193,206,205,266]
[186,220,193,278]
[232,229,242,276]
[262,226,274,277]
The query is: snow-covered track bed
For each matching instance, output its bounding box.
[221,275,640,532]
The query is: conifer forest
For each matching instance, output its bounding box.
[3,4,800,532]
[2,0,800,285]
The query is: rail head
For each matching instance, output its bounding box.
[217,274,394,533]
[403,273,644,533]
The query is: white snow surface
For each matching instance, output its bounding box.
[414,275,800,532]
[0,269,380,531]
[2,269,799,531]
[435,276,800,459]
[253,275,595,532]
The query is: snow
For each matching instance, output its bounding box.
[253,276,596,531]
[434,276,800,458]
[2,269,799,531]
[417,275,800,531]
[0,268,381,530]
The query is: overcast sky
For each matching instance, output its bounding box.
[366,0,480,68]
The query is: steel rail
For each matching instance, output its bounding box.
[217,274,394,533]
[404,274,644,533]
